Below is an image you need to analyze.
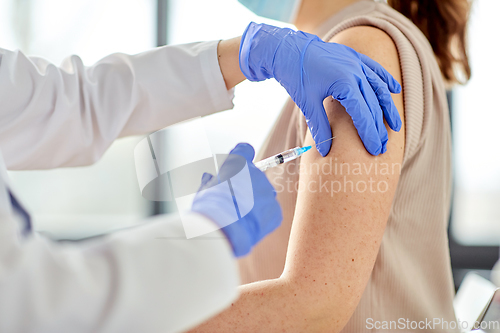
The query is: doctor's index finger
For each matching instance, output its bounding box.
[337,87,384,156]
[328,81,383,155]
[358,53,401,94]
[363,65,402,132]
[358,75,389,153]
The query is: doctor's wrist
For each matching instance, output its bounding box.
[217,37,246,90]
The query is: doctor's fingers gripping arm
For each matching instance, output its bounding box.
[0,213,239,333]
[239,22,402,157]
[0,43,233,170]
[187,26,405,333]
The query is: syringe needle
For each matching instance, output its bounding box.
[314,137,336,147]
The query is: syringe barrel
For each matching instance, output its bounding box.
[280,148,300,163]
[254,147,301,171]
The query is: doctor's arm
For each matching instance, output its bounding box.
[217,37,246,90]
[0,42,234,170]
[0,213,239,333]
[188,26,405,333]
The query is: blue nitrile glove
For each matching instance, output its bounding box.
[240,22,402,156]
[191,143,282,257]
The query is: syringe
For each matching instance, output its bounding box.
[254,137,335,172]
[255,146,311,171]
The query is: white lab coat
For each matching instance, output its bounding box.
[0,41,240,333]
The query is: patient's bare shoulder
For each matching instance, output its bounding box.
[330,26,402,80]
[325,25,405,155]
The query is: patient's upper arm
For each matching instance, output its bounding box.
[282,26,405,331]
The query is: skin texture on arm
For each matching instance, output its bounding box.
[188,26,405,333]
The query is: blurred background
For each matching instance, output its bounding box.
[449,0,500,286]
[0,0,498,285]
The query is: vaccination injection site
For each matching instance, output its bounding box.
[1,0,500,332]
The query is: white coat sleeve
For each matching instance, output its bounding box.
[0,212,240,333]
[0,42,235,170]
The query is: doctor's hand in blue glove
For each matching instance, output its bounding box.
[240,22,402,156]
[191,143,282,257]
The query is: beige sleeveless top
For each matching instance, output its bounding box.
[238,1,457,331]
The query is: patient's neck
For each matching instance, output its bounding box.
[294,0,364,34]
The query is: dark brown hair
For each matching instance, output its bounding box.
[388,0,472,84]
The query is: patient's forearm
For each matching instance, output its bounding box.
[188,277,327,332]
[217,37,246,90]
